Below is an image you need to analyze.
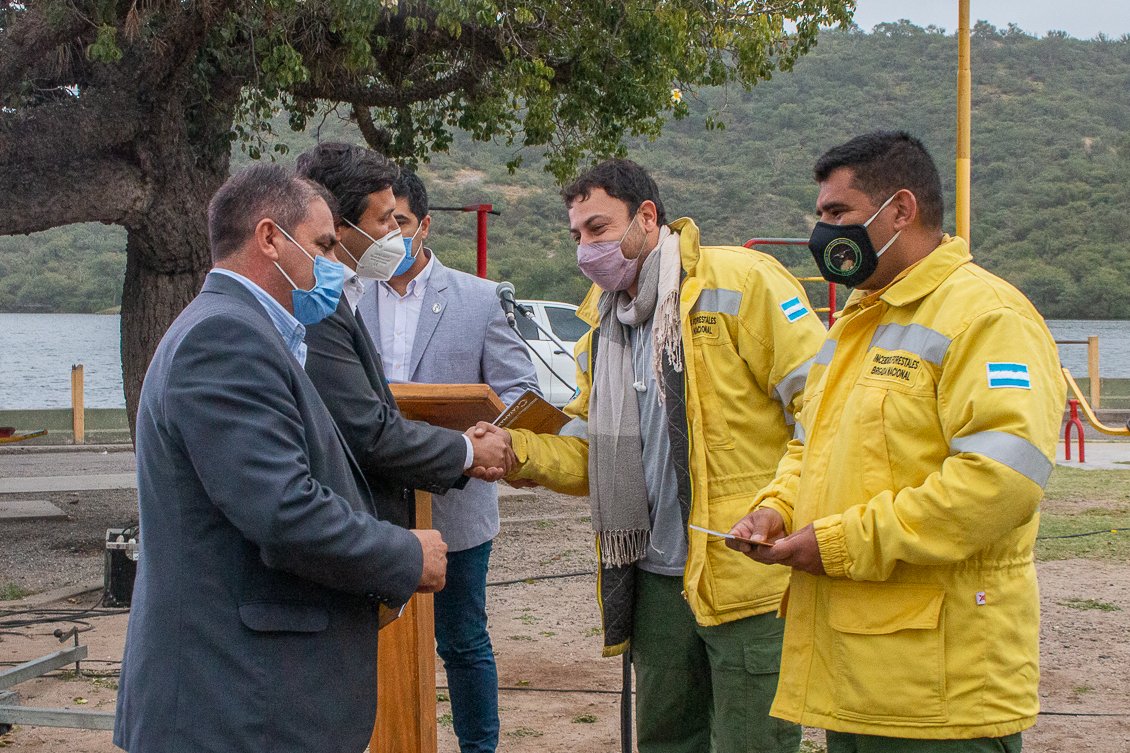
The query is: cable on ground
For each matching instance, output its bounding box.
[1037,528,1120,541]
[486,570,591,588]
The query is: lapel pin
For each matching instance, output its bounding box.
[432,303,442,314]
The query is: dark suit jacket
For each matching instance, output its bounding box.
[303,298,468,528]
[114,273,422,753]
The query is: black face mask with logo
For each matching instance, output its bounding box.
[808,193,901,289]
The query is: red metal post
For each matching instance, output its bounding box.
[827,284,837,327]
[468,204,493,279]
[1064,399,1085,463]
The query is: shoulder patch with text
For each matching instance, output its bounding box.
[780,296,810,322]
[986,362,1031,389]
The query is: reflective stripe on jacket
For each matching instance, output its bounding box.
[753,235,1066,738]
[508,217,826,628]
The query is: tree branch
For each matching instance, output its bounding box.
[0,5,90,94]
[293,5,509,109]
[295,58,487,108]
[0,155,148,235]
[0,90,143,170]
[352,103,392,153]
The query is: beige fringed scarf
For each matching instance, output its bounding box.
[588,229,683,568]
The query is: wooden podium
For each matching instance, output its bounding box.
[370,384,505,753]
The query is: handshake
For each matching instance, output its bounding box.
[463,421,517,482]
[412,422,519,595]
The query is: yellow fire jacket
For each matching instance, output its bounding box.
[752,235,1066,738]
[508,218,826,631]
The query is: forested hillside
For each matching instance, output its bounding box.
[3,21,1129,317]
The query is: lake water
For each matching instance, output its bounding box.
[1,314,126,409]
[0,313,1127,409]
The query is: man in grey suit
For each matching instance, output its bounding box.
[297,142,515,530]
[114,164,447,753]
[358,169,540,753]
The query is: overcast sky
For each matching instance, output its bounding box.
[850,0,1130,39]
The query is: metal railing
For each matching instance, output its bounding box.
[1055,336,1101,408]
[743,238,838,327]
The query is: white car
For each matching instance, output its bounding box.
[515,300,588,407]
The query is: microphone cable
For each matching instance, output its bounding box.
[512,318,578,395]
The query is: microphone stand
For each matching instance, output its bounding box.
[507,302,577,394]
[517,303,576,364]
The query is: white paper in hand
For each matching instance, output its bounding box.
[687,523,774,547]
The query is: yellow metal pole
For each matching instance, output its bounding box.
[956,0,971,244]
[1087,335,1100,409]
[71,363,85,445]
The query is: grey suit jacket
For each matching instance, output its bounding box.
[304,298,469,529]
[359,254,539,551]
[114,274,422,753]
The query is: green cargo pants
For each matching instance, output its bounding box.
[826,731,1022,753]
[631,569,801,753]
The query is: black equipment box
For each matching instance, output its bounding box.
[103,528,138,608]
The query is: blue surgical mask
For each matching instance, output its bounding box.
[271,223,345,325]
[394,225,422,277]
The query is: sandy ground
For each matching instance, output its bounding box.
[1,459,1129,752]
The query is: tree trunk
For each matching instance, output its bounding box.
[120,238,210,439]
[118,103,233,439]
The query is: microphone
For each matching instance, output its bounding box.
[496,281,518,328]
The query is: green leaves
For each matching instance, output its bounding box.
[198,0,854,184]
[87,24,122,63]
[261,44,309,89]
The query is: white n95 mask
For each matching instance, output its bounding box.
[341,218,405,281]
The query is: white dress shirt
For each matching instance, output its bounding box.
[342,271,366,313]
[374,252,435,382]
[369,253,473,468]
[209,268,307,367]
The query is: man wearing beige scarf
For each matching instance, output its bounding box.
[488,159,826,753]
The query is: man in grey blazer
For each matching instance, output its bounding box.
[358,169,540,753]
[114,164,447,753]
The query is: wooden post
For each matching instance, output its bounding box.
[1088,335,1100,409]
[372,490,437,753]
[955,0,972,244]
[70,364,85,445]
[370,383,503,753]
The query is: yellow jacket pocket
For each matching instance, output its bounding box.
[829,581,946,724]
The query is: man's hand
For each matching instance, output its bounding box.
[464,422,516,481]
[411,529,448,593]
[726,508,787,554]
[727,510,826,576]
[756,525,826,575]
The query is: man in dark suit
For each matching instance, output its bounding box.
[296,143,515,529]
[113,164,446,753]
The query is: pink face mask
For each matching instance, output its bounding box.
[576,214,641,292]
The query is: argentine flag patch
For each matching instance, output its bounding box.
[986,362,1031,389]
[780,296,810,322]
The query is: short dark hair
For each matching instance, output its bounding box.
[207,164,324,263]
[295,142,399,225]
[562,159,667,226]
[392,169,429,221]
[813,131,944,229]
[308,182,341,226]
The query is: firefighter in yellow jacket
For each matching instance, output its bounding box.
[488,159,825,753]
[729,132,1066,753]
